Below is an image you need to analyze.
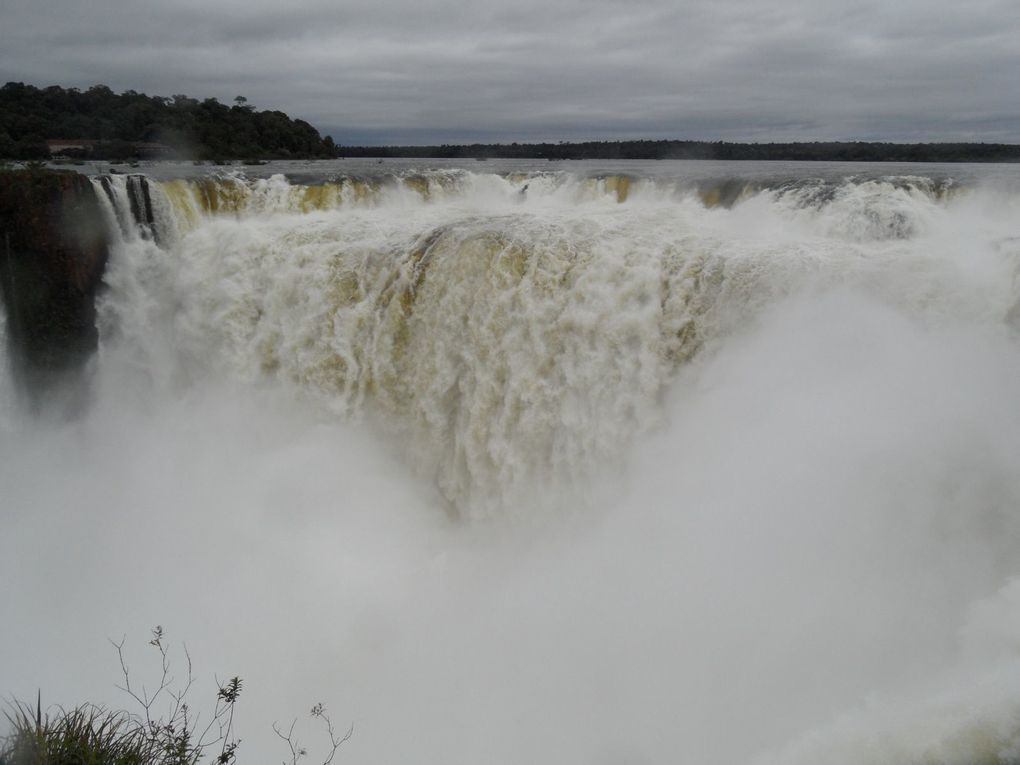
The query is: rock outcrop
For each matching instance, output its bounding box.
[0,169,109,403]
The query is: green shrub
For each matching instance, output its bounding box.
[1,627,240,765]
[1,627,349,765]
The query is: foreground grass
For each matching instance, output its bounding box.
[2,700,177,765]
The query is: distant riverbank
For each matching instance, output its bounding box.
[336,139,1020,163]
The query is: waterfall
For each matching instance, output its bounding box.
[77,168,1020,514]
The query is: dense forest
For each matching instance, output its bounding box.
[0,82,336,160]
[339,139,1020,162]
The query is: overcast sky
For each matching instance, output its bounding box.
[2,0,1019,144]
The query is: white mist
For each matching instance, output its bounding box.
[3,165,1020,764]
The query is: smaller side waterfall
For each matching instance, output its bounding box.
[94,174,163,244]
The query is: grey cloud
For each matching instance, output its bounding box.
[2,0,1019,143]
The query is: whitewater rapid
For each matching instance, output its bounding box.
[4,161,1020,764]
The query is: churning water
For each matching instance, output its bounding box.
[4,159,1020,764]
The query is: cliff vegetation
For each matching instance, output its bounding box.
[0,83,336,161]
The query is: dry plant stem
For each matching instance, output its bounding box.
[272,705,352,765]
[112,626,241,765]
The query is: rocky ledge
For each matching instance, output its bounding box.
[0,169,110,403]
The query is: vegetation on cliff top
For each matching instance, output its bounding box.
[0,83,336,161]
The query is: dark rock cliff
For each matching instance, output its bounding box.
[0,169,110,403]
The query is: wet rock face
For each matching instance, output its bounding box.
[0,170,109,398]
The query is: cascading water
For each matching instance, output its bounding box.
[4,161,1020,765]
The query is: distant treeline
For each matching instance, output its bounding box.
[339,140,1020,163]
[0,82,336,160]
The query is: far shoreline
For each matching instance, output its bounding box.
[329,140,1020,163]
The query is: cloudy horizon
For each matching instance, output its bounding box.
[2,0,1019,145]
